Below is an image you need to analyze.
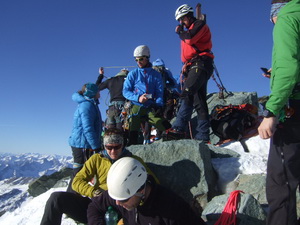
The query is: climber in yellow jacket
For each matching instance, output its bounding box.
[40,128,157,225]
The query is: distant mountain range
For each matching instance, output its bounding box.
[0,153,72,216]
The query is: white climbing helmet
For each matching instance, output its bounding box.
[175,4,194,21]
[107,157,147,200]
[133,45,150,58]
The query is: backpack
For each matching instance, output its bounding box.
[210,104,257,141]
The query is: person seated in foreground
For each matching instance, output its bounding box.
[40,128,157,225]
[87,157,206,225]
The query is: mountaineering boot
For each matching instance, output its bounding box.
[194,119,210,142]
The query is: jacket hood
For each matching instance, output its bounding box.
[72,92,97,104]
[279,0,300,15]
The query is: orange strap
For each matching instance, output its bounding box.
[214,190,244,225]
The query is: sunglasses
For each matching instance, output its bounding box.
[105,144,122,150]
[135,57,145,62]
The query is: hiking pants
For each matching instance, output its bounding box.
[40,191,91,225]
[128,105,170,132]
[172,57,213,140]
[266,99,300,225]
[127,104,171,145]
[106,101,124,130]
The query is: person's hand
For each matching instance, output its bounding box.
[258,117,277,139]
[175,25,183,34]
[262,68,272,79]
[93,189,103,197]
[99,67,104,75]
[138,94,149,103]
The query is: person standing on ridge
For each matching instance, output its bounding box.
[67,82,102,193]
[166,4,214,143]
[151,58,179,141]
[122,45,171,145]
[258,0,300,224]
[96,67,129,130]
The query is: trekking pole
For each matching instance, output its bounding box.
[195,3,206,21]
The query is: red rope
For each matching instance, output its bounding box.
[214,190,244,225]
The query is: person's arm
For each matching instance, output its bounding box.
[72,154,102,197]
[154,72,164,106]
[165,70,177,89]
[122,70,140,102]
[266,15,300,115]
[87,191,120,225]
[177,19,206,41]
[259,15,300,140]
[79,102,101,150]
[96,67,105,86]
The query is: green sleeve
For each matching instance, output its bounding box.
[266,15,300,115]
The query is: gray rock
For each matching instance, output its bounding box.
[28,167,72,197]
[202,192,266,225]
[208,144,241,158]
[128,140,218,207]
[234,174,267,205]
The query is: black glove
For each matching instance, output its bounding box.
[175,24,184,34]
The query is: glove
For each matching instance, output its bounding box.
[175,25,184,34]
[93,188,103,197]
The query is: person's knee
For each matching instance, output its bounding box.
[47,192,64,208]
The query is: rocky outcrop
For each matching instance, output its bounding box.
[128,140,219,207]
[202,192,267,225]
[27,92,276,224]
[28,167,72,197]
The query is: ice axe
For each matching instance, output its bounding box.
[195,3,206,21]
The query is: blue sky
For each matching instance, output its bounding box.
[0,0,273,156]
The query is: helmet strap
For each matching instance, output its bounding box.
[135,182,147,206]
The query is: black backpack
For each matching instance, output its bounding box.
[210,104,257,141]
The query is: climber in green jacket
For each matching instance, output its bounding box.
[258,1,300,224]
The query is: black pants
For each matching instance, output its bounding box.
[181,59,212,120]
[40,191,91,225]
[266,100,300,225]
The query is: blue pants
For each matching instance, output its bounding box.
[172,57,213,141]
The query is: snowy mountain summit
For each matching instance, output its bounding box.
[0,153,72,217]
[0,136,270,225]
